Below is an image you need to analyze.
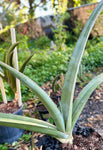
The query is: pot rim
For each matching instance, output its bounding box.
[13,104,23,114]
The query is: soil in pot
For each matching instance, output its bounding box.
[0,100,20,113]
[0,100,24,144]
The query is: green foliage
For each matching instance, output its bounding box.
[1,42,21,93]
[0,33,103,102]
[33,36,51,49]
[66,19,84,45]
[0,1,103,144]
[0,40,34,102]
[0,143,8,150]
[17,34,30,50]
[19,133,31,142]
[25,47,72,85]
[81,0,97,5]
[0,0,53,33]
[0,30,103,102]
[10,133,31,149]
[83,39,103,71]
[53,13,70,50]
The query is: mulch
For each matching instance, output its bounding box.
[21,81,103,150]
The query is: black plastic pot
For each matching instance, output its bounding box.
[36,94,59,121]
[36,102,49,121]
[0,105,24,144]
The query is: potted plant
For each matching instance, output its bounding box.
[0,41,34,144]
[0,0,103,145]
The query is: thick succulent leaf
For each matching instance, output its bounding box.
[72,73,103,129]
[0,71,8,82]
[0,74,5,81]
[52,74,60,92]
[0,112,56,129]
[19,53,34,73]
[3,50,6,63]
[5,41,21,64]
[0,71,4,77]
[61,1,103,133]
[7,51,16,92]
[3,50,8,77]
[3,41,21,92]
[0,62,65,132]
[7,51,13,66]
[0,77,7,104]
[0,113,68,140]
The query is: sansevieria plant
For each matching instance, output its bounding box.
[0,42,34,95]
[0,1,103,144]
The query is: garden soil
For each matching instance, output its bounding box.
[1,78,103,149]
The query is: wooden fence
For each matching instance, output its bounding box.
[67,2,103,36]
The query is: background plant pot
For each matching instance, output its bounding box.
[36,102,49,121]
[36,94,59,121]
[0,105,24,144]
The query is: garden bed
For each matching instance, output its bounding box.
[34,131,103,150]
[4,77,103,150]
